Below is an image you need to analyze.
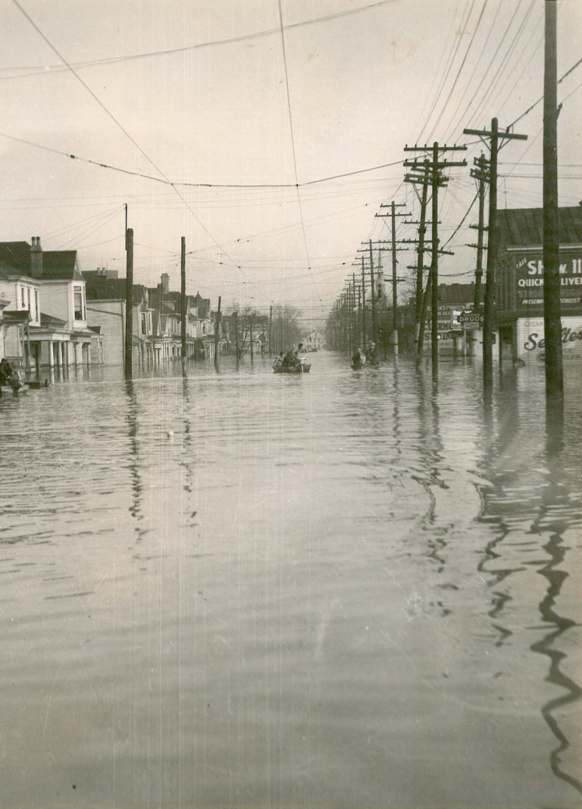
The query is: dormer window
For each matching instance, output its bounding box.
[73,285,85,321]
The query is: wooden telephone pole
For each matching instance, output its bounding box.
[124,227,134,379]
[404,143,467,369]
[464,120,527,386]
[375,202,409,352]
[543,0,563,396]
[360,255,367,346]
[213,296,221,370]
[180,236,187,359]
[468,155,489,309]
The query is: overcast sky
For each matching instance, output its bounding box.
[1,0,582,322]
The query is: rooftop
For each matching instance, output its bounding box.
[497,206,582,247]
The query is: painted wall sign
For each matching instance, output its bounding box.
[513,251,582,310]
[517,315,582,362]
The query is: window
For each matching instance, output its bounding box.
[141,312,147,335]
[34,289,39,322]
[73,286,85,321]
[20,286,26,308]
[27,287,31,314]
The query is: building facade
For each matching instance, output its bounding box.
[495,207,582,364]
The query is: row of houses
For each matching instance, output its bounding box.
[84,268,220,366]
[0,237,222,373]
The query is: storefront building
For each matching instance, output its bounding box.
[495,206,582,364]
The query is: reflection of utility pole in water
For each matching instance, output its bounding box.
[125,380,145,542]
[529,402,582,798]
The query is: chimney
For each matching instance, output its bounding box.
[161,273,170,294]
[30,236,43,278]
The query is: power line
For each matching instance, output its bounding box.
[416,1,475,143]
[0,129,405,190]
[444,0,504,140]
[452,0,522,134]
[441,190,479,249]
[509,53,582,127]
[469,0,536,127]
[277,0,321,304]
[1,0,397,81]
[427,0,490,142]
[11,0,241,271]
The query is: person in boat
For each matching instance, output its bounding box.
[282,347,300,371]
[272,352,284,370]
[0,358,22,392]
[351,347,364,369]
[365,341,378,366]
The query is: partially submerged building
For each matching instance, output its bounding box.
[495,206,582,363]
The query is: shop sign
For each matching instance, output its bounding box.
[513,251,582,310]
[517,315,582,362]
[459,311,481,329]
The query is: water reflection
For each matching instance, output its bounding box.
[125,379,145,541]
[476,372,582,802]
[529,401,582,797]
[1,353,581,808]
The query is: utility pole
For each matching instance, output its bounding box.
[180,236,187,359]
[280,308,284,353]
[430,143,439,369]
[352,272,358,347]
[373,203,410,352]
[360,255,367,346]
[124,227,134,379]
[464,120,527,386]
[368,239,376,343]
[234,310,240,363]
[543,0,563,396]
[403,163,437,355]
[412,164,429,338]
[391,202,407,351]
[268,304,273,357]
[358,240,405,351]
[404,143,466,369]
[469,155,489,310]
[214,295,221,370]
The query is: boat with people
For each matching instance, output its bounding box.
[273,359,311,374]
[351,341,378,370]
[272,344,312,374]
[0,359,27,395]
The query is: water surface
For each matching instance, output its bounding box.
[1,352,581,808]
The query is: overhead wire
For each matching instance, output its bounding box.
[0,0,397,81]
[416,1,474,143]
[426,0,489,143]
[443,0,504,140]
[452,0,523,133]
[0,129,405,190]
[469,0,537,127]
[11,0,241,272]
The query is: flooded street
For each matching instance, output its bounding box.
[1,351,581,809]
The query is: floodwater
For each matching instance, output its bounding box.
[0,351,581,809]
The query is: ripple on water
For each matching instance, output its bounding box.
[0,354,581,808]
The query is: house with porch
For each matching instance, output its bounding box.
[0,237,96,372]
